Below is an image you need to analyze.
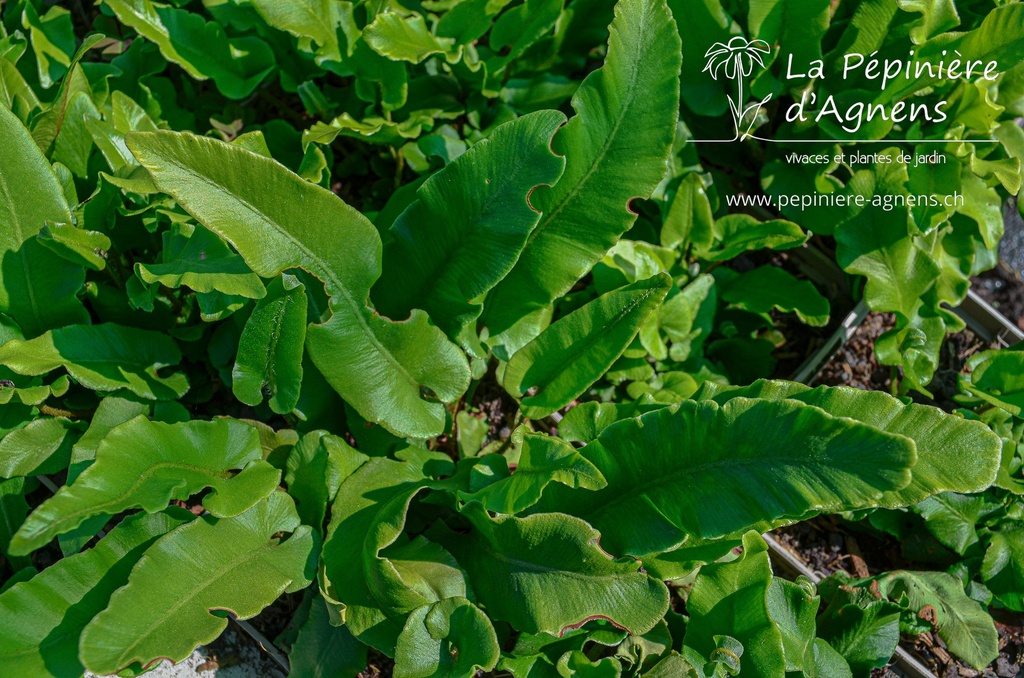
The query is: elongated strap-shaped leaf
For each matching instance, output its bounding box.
[0,416,79,478]
[0,103,87,337]
[0,323,188,399]
[79,491,315,675]
[321,451,463,654]
[288,594,368,678]
[126,131,470,438]
[100,0,275,99]
[697,380,1002,505]
[685,532,787,678]
[373,110,566,339]
[10,417,278,555]
[439,504,669,637]
[233,273,307,414]
[464,433,606,514]
[535,398,915,556]
[719,266,830,327]
[503,274,671,418]
[0,510,192,678]
[482,0,681,335]
[136,222,266,299]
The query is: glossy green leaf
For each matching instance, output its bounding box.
[697,380,1002,506]
[441,504,669,637]
[79,491,315,675]
[99,0,276,99]
[766,577,820,675]
[719,266,829,327]
[10,417,279,555]
[321,450,463,653]
[233,273,307,414]
[135,222,267,300]
[288,593,367,678]
[464,432,605,514]
[0,323,188,399]
[684,532,786,678]
[503,274,671,418]
[285,430,363,535]
[868,570,996,669]
[126,130,470,438]
[249,0,348,68]
[982,524,1024,612]
[395,597,499,678]
[373,110,565,340]
[364,13,458,64]
[817,581,902,675]
[961,349,1024,416]
[483,0,681,335]
[0,509,192,678]
[0,416,79,478]
[21,2,74,89]
[536,398,915,556]
[36,221,111,271]
[661,173,714,251]
[0,103,88,337]
[698,215,808,262]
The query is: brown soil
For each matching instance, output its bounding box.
[972,265,1024,331]
[814,312,896,391]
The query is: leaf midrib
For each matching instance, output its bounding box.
[585,435,896,532]
[518,4,650,255]
[106,533,288,670]
[155,149,422,394]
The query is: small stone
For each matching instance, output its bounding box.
[995,657,1019,678]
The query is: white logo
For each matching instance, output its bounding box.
[702,37,773,141]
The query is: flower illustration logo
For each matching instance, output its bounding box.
[703,37,773,140]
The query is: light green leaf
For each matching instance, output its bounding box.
[766,577,819,674]
[503,274,671,418]
[99,0,275,99]
[0,416,79,478]
[697,380,1001,506]
[373,110,565,340]
[233,273,307,414]
[483,0,681,335]
[36,221,111,271]
[126,130,470,438]
[685,532,786,678]
[699,215,808,262]
[21,2,74,89]
[10,417,279,555]
[960,349,1024,416]
[536,398,915,556]
[136,222,267,300]
[395,597,499,678]
[981,525,1024,612]
[441,504,669,637]
[364,12,458,64]
[916,493,998,555]
[0,103,88,337]
[249,0,349,68]
[0,510,192,678]
[465,432,605,514]
[321,451,461,654]
[897,0,959,43]
[0,323,188,399]
[661,173,714,251]
[288,593,367,678]
[876,571,997,670]
[720,266,829,327]
[79,491,315,675]
[285,430,364,535]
